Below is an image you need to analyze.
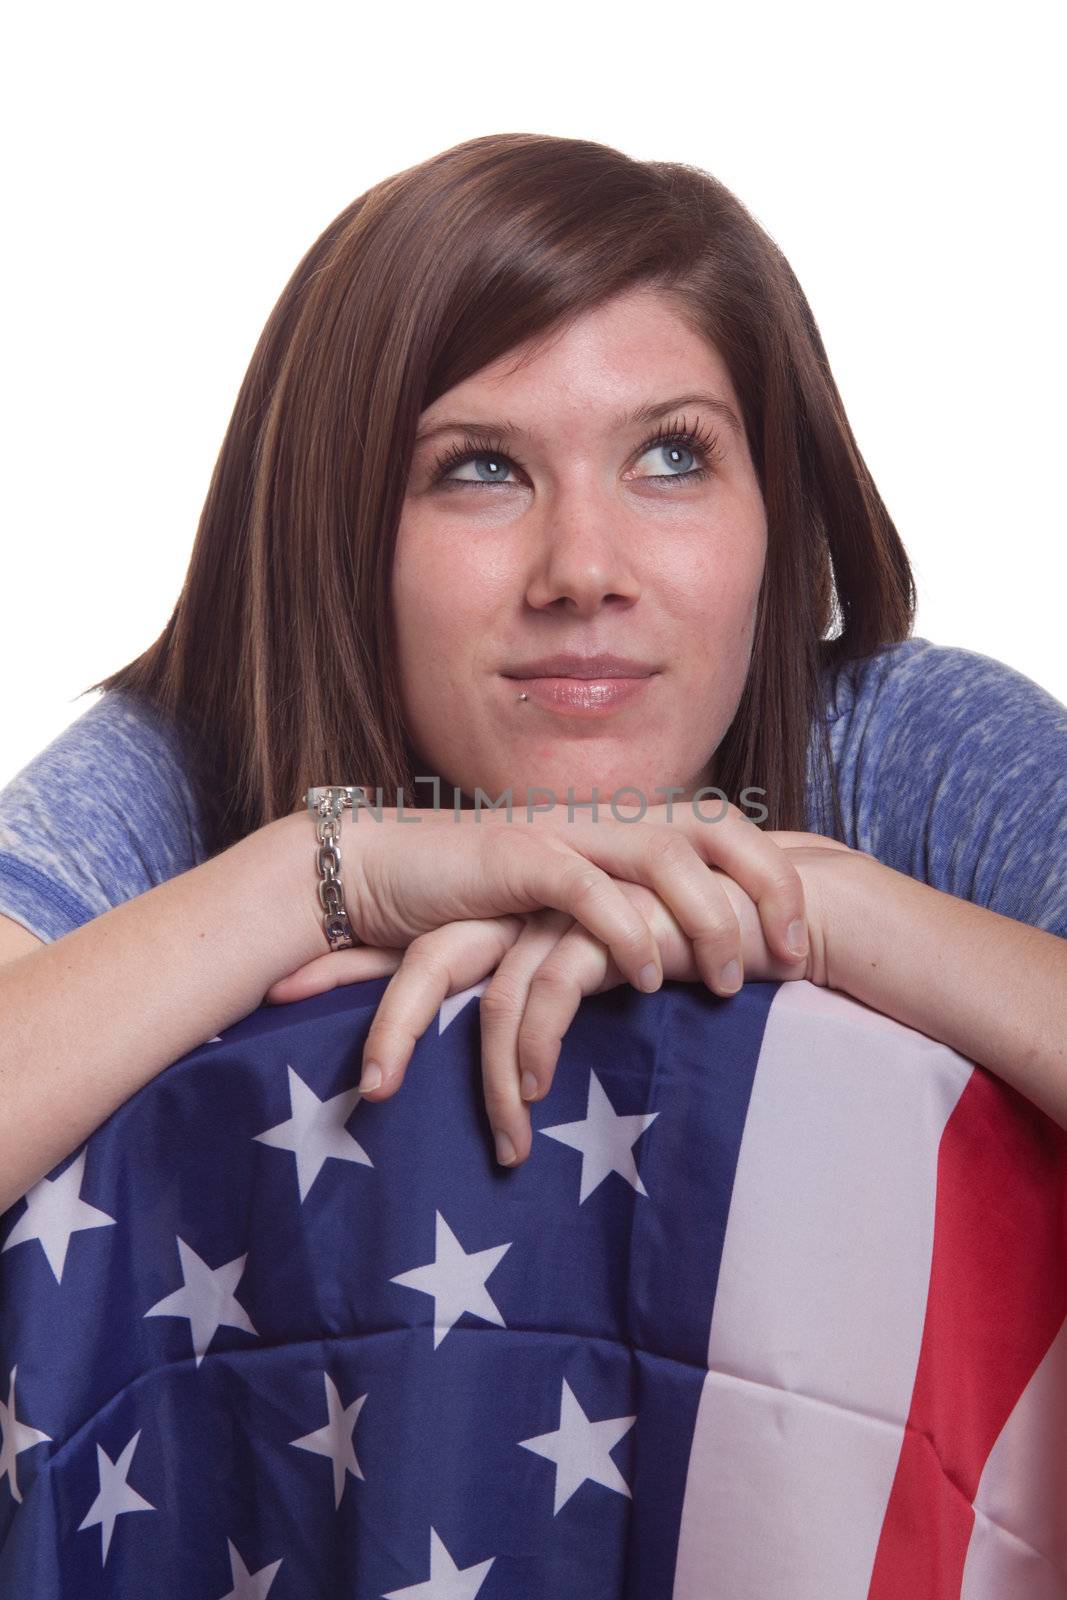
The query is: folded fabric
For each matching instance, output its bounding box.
[1,976,1064,1599]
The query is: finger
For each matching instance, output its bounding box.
[666,804,809,966]
[477,910,577,1166]
[535,823,744,997]
[264,946,404,1004]
[496,828,665,995]
[514,922,612,1111]
[612,879,702,984]
[547,804,810,971]
[358,916,524,1100]
[629,805,809,968]
[636,830,751,995]
[485,884,693,1165]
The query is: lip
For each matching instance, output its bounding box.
[503,674,656,715]
[501,653,658,679]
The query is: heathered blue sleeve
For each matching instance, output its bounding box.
[0,690,207,944]
[809,636,1067,940]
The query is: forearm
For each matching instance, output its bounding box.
[825,855,1067,1130]
[0,810,325,1211]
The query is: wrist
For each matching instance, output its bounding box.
[255,809,343,972]
[304,786,366,952]
[815,847,889,995]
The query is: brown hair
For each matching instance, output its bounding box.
[85,131,915,859]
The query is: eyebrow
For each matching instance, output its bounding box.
[413,391,743,448]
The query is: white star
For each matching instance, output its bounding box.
[0,1365,52,1504]
[76,1429,155,1566]
[144,1237,258,1368]
[390,1212,511,1350]
[540,1070,658,1203]
[519,1377,636,1514]
[438,981,488,1034]
[253,1063,372,1202]
[384,1526,494,1598]
[1,1148,115,1282]
[217,1538,282,1598]
[290,1372,367,1509]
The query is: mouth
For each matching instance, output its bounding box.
[501,672,658,716]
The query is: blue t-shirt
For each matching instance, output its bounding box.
[1,636,1065,944]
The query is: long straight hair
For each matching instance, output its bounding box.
[86,132,915,860]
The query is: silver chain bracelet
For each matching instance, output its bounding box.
[303,786,362,951]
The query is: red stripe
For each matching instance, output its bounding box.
[867,1066,1067,1598]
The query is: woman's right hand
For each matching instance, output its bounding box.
[333,798,810,1002]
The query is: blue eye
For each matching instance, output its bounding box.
[436,450,519,487]
[634,438,701,479]
[429,417,725,492]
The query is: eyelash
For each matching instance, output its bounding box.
[427,414,726,492]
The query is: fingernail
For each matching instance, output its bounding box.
[719,959,741,992]
[521,1070,539,1101]
[638,961,661,992]
[495,1130,517,1166]
[787,919,808,958]
[359,1062,383,1092]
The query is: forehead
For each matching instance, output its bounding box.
[417,289,742,445]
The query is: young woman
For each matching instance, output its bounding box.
[1,131,1064,1212]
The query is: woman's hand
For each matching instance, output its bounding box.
[271,797,813,1018]
[300,797,814,1005]
[269,814,868,1166]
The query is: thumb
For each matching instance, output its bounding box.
[265,946,404,1004]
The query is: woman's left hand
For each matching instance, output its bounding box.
[265,832,872,1167]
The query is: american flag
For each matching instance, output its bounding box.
[1,974,1065,1598]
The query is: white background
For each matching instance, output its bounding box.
[2,0,1064,786]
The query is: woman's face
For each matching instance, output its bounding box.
[392,285,767,808]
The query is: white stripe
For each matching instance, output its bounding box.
[959,1310,1067,1598]
[672,980,974,1600]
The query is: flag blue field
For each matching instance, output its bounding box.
[1,975,1065,1598]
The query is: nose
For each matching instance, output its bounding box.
[523,491,642,617]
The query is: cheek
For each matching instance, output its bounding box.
[659,534,765,625]
[391,536,499,688]
[391,529,453,653]
[713,514,767,613]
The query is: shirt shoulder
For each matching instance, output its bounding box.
[0,689,208,943]
[808,636,1067,937]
